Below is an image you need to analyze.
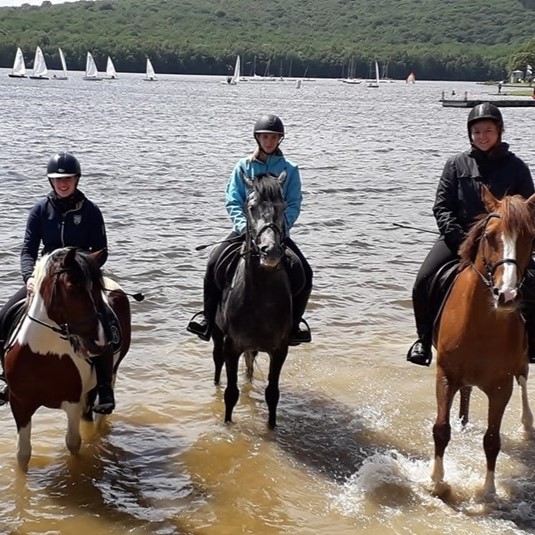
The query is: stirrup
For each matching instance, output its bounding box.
[406,340,432,367]
[93,394,115,415]
[289,318,312,346]
[187,311,211,342]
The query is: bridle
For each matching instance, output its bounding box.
[27,266,104,341]
[472,212,524,296]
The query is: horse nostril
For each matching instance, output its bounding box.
[259,245,269,255]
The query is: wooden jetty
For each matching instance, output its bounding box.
[441,99,535,108]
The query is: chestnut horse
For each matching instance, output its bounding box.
[212,171,293,428]
[4,247,131,471]
[432,187,535,496]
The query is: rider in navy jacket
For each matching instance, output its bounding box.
[21,194,107,282]
[0,153,114,414]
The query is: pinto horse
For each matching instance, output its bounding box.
[432,187,535,496]
[212,171,293,429]
[4,247,131,471]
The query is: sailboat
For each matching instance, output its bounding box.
[143,57,157,81]
[8,47,27,78]
[51,48,69,80]
[367,60,380,88]
[83,52,102,81]
[221,55,240,85]
[105,56,118,79]
[29,46,49,80]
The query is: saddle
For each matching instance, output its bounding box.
[0,299,27,361]
[427,259,460,343]
[214,241,306,295]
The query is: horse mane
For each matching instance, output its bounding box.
[459,195,535,269]
[249,173,284,204]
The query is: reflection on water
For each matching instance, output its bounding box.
[1,70,535,533]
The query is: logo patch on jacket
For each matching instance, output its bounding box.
[73,215,82,225]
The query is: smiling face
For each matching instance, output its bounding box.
[50,175,78,198]
[470,119,500,152]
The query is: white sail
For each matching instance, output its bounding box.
[230,55,240,84]
[106,56,118,79]
[145,58,157,81]
[84,52,101,80]
[375,61,380,84]
[30,46,48,79]
[9,47,27,78]
[367,60,380,88]
[58,48,68,79]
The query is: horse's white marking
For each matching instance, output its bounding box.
[16,422,32,471]
[518,375,534,430]
[499,232,518,302]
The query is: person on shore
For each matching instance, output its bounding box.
[187,114,313,346]
[0,152,116,413]
[407,102,535,366]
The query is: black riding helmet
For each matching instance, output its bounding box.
[467,102,504,141]
[253,114,285,155]
[47,152,82,179]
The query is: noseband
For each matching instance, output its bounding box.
[475,212,523,296]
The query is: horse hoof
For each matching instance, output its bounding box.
[431,480,451,498]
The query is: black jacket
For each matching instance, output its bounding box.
[433,143,534,252]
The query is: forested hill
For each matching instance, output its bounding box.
[0,0,534,80]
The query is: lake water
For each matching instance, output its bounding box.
[1,70,535,534]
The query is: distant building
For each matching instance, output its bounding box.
[510,70,524,83]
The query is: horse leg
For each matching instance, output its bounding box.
[482,382,513,496]
[10,399,37,472]
[459,386,472,427]
[516,375,534,432]
[244,351,257,383]
[431,369,458,494]
[265,348,288,430]
[62,402,83,455]
[223,346,240,424]
[213,329,224,385]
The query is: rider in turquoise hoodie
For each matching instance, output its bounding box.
[225,153,302,234]
[188,114,312,345]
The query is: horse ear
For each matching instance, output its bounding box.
[278,170,287,186]
[240,169,253,189]
[62,247,78,267]
[527,192,535,216]
[481,185,499,213]
[87,249,105,266]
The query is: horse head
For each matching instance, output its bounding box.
[242,170,287,268]
[34,247,108,355]
[460,186,535,309]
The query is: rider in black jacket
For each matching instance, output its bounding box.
[407,103,535,366]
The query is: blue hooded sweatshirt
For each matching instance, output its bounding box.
[225,153,302,234]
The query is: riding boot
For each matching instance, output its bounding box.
[406,337,433,366]
[289,286,312,347]
[525,318,535,364]
[187,274,221,342]
[92,352,115,414]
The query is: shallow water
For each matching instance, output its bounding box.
[1,70,535,534]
